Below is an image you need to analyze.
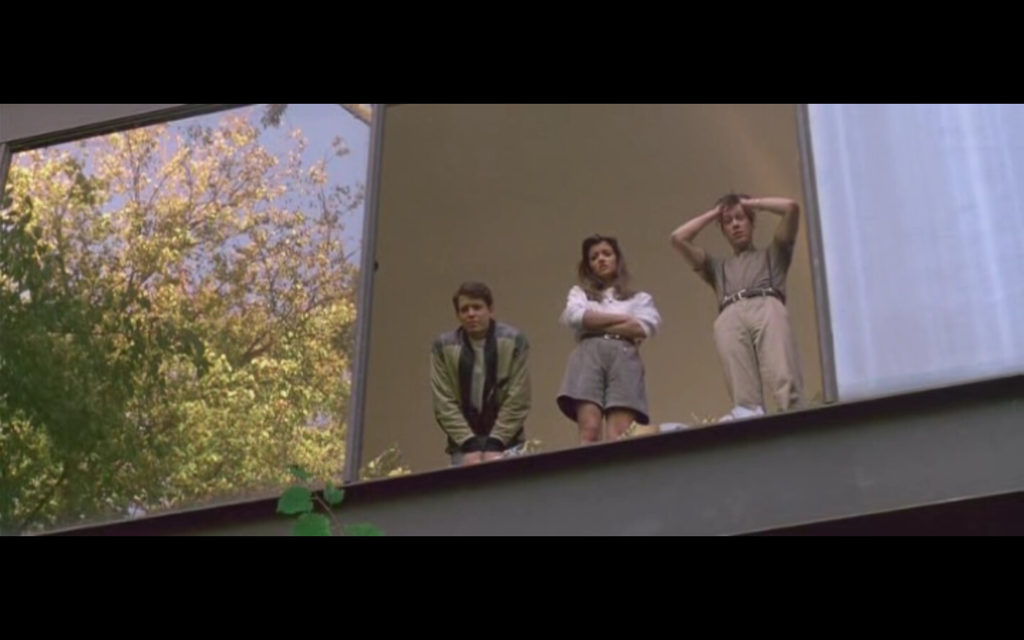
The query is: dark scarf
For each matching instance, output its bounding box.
[458,320,499,437]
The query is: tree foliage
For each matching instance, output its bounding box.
[1,107,364,533]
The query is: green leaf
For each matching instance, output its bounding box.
[293,513,332,536]
[288,464,312,482]
[277,486,313,515]
[323,484,345,506]
[344,522,384,536]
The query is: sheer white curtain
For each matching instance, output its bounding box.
[808,104,1024,401]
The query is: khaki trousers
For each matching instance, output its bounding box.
[713,296,803,411]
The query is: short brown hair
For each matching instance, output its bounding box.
[451,281,493,311]
[715,192,755,226]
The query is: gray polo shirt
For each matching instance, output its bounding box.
[699,238,795,300]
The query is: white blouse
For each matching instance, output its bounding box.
[560,285,662,339]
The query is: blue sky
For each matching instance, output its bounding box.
[243,104,371,260]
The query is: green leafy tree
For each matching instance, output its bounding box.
[1,108,364,533]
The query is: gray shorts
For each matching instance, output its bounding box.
[557,336,650,424]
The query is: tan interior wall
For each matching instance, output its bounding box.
[362,104,823,474]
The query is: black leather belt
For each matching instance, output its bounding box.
[719,287,785,312]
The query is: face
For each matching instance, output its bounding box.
[588,241,618,283]
[720,204,753,250]
[455,295,493,338]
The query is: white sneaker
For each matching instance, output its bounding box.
[658,422,690,433]
[718,405,765,422]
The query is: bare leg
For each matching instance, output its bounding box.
[606,409,638,440]
[576,402,604,444]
